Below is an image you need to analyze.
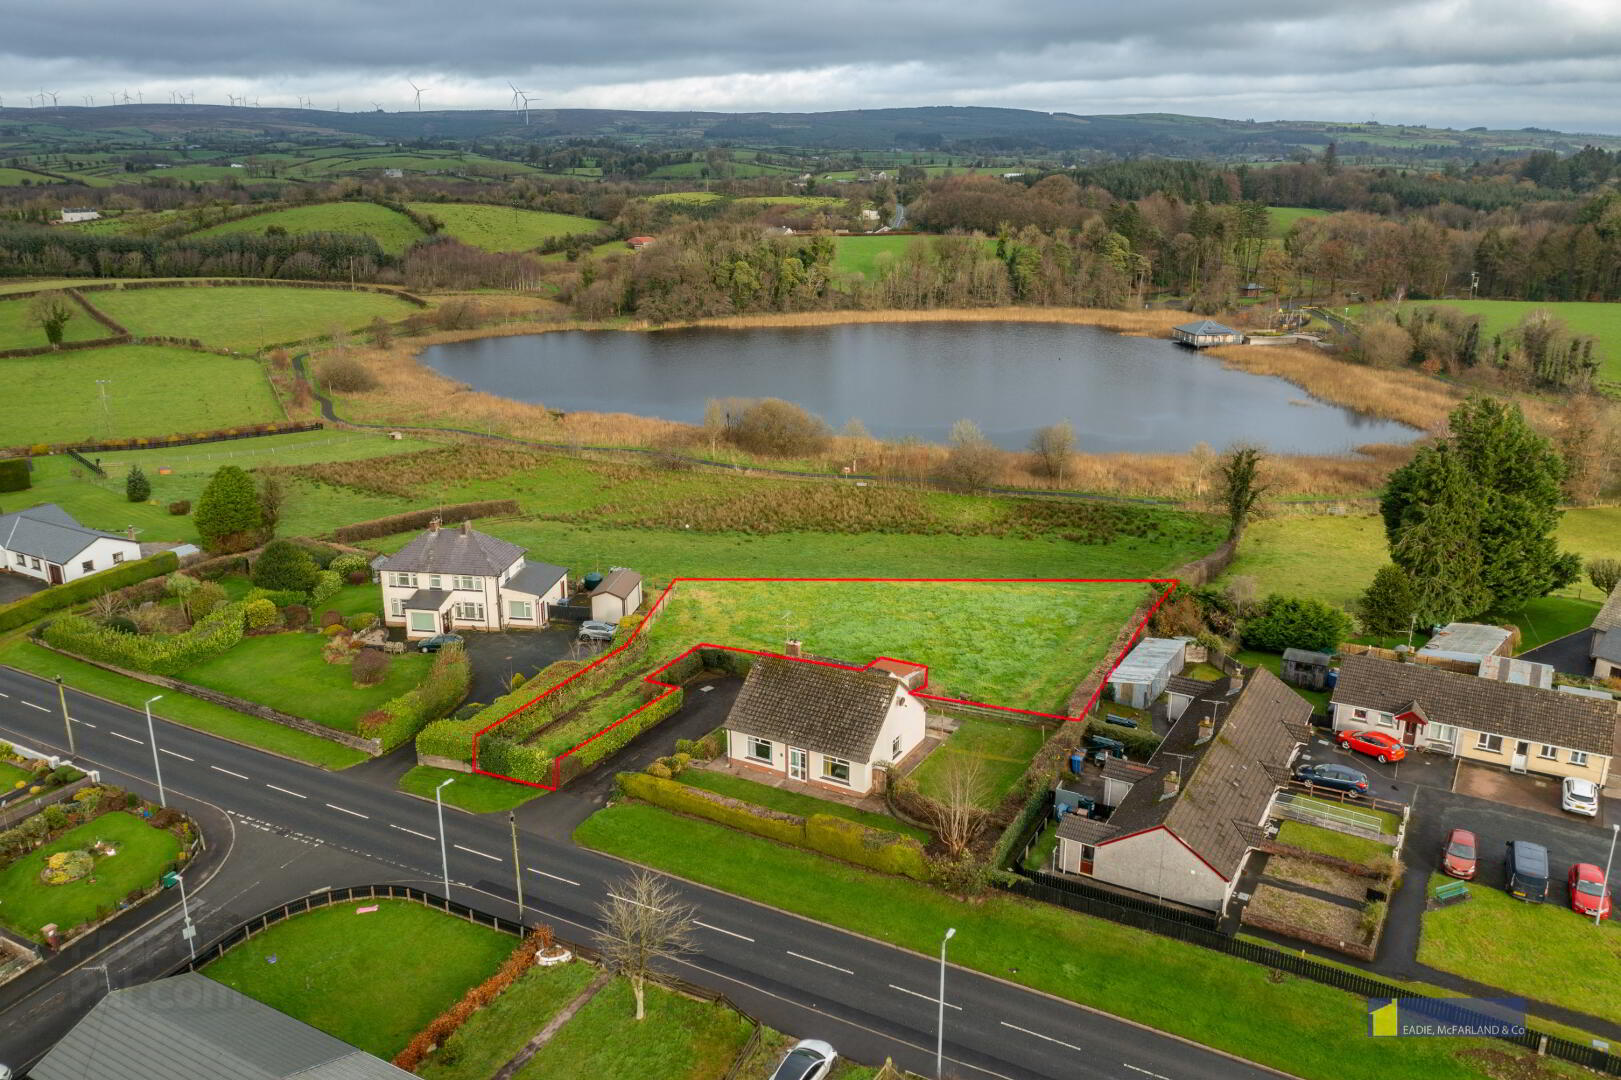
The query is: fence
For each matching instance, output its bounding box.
[1272,791,1391,842]
[65,447,105,477]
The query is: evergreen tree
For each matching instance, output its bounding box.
[125,465,150,503]
[251,540,318,592]
[1386,443,1491,623]
[193,465,264,553]
[1358,564,1419,637]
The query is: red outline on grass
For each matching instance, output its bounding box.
[471,576,1179,790]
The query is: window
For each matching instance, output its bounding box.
[509,600,533,620]
[81,560,94,572]
[391,572,415,588]
[1428,723,1455,744]
[1538,745,1558,760]
[390,599,404,617]
[455,602,485,621]
[12,553,23,566]
[111,552,124,564]
[455,575,480,591]
[1352,708,1368,720]
[747,737,773,762]
[429,575,442,589]
[30,557,40,569]
[892,735,902,761]
[1571,750,1589,767]
[407,611,438,633]
[821,757,852,786]
[1475,733,1503,754]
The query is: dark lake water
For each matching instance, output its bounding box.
[419,321,1418,454]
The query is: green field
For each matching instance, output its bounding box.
[0,295,114,350]
[1268,206,1330,238]
[733,196,846,207]
[910,717,1049,808]
[643,579,1143,712]
[204,899,514,1060]
[416,963,597,1080]
[1374,299,1621,381]
[84,284,420,351]
[832,235,924,279]
[0,812,182,941]
[191,202,426,254]
[0,167,59,185]
[0,344,279,446]
[646,191,724,204]
[406,203,601,252]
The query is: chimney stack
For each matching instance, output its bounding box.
[784,639,802,659]
[1161,771,1181,801]
[459,519,471,537]
[1394,645,1412,664]
[125,526,137,541]
[428,516,442,533]
[1196,713,1214,745]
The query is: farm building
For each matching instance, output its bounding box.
[1280,648,1333,691]
[0,504,141,586]
[1171,320,1243,347]
[627,235,656,250]
[588,568,643,623]
[59,208,101,223]
[1417,622,1514,666]
[1107,637,1190,709]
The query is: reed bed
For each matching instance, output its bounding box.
[1209,344,1462,433]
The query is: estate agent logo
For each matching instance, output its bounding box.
[1368,997,1527,1038]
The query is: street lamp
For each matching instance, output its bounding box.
[1598,823,1619,929]
[435,778,456,898]
[143,695,166,808]
[175,872,197,960]
[936,927,956,1080]
[55,675,74,756]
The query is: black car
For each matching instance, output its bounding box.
[1294,762,1369,796]
[418,633,464,653]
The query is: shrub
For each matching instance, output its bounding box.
[184,580,227,622]
[352,649,390,686]
[0,457,31,493]
[1241,593,1355,654]
[168,499,192,516]
[804,814,929,881]
[282,603,310,629]
[105,614,138,634]
[50,765,83,784]
[329,553,370,578]
[361,644,470,750]
[724,398,830,457]
[42,804,70,830]
[310,570,341,606]
[164,572,198,598]
[43,600,247,675]
[316,354,379,393]
[645,761,672,779]
[125,465,151,503]
[344,612,378,632]
[619,770,805,845]
[0,551,178,633]
[319,608,343,627]
[194,465,264,552]
[243,597,279,630]
[934,419,1000,493]
[252,540,318,592]
[323,635,356,664]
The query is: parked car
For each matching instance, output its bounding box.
[1561,776,1600,817]
[1441,827,1478,880]
[1568,863,1612,920]
[1337,729,1407,763]
[577,624,615,643]
[1294,762,1369,796]
[768,1040,837,1080]
[1504,840,1550,903]
[418,633,463,653]
[579,620,618,636]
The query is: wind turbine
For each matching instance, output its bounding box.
[408,79,427,111]
[509,82,523,116]
[136,90,143,104]
[83,93,94,106]
[371,101,384,112]
[121,89,132,104]
[45,90,59,106]
[518,91,536,125]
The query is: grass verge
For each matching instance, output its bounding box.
[678,769,932,844]
[415,961,596,1080]
[399,765,545,813]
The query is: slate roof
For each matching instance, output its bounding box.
[506,561,568,597]
[725,655,901,762]
[30,973,412,1080]
[1173,320,1239,336]
[1332,653,1618,755]
[1165,675,1216,698]
[1594,584,1621,634]
[1591,629,1621,665]
[402,588,452,610]
[590,567,642,599]
[378,525,524,577]
[1282,648,1333,667]
[0,503,132,564]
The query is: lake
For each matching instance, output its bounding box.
[418,321,1417,453]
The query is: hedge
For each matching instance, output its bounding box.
[556,688,683,784]
[476,688,684,786]
[43,600,247,676]
[0,551,178,633]
[1083,717,1163,760]
[803,814,929,881]
[361,645,471,751]
[0,457,30,492]
[331,500,519,543]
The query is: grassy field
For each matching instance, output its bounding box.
[0,295,113,350]
[832,235,996,279]
[1275,820,1394,869]
[910,717,1049,808]
[190,203,426,254]
[1419,873,1621,1025]
[646,191,724,204]
[405,203,600,252]
[415,962,597,1080]
[577,803,1537,1080]
[1268,206,1331,238]
[0,812,181,940]
[733,196,846,208]
[398,765,544,812]
[0,344,279,447]
[84,284,419,351]
[0,638,370,769]
[678,769,932,843]
[1377,299,1621,382]
[642,579,1144,713]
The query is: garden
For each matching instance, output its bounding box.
[909,716,1051,810]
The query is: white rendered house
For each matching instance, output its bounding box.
[377,519,568,640]
[0,504,141,586]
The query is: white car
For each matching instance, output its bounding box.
[1562,776,1600,817]
[769,1039,837,1080]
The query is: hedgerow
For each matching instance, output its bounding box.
[0,551,177,633]
[43,600,247,675]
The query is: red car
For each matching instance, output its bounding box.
[1568,863,1612,920]
[1442,828,1477,880]
[1338,729,1407,763]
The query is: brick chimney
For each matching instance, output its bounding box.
[125,526,137,541]
[459,519,471,537]
[1160,770,1181,801]
[1196,713,1215,745]
[784,639,802,658]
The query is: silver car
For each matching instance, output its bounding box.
[1562,776,1600,817]
[769,1040,837,1080]
[577,623,616,643]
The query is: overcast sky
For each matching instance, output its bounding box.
[5,0,1621,132]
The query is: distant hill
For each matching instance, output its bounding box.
[3,103,1618,158]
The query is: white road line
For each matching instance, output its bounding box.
[266,784,306,799]
[606,892,661,911]
[1123,1065,1173,1080]
[210,765,250,780]
[391,824,434,841]
[109,731,143,745]
[889,984,960,1010]
[695,920,755,942]
[785,951,855,975]
[0,691,8,697]
[72,718,96,729]
[454,843,499,861]
[159,748,192,761]
[325,803,368,819]
[999,1021,1085,1053]
[23,701,48,712]
[527,867,580,886]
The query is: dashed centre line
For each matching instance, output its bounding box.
[1123,1065,1174,1080]
[786,951,855,975]
[454,844,499,861]
[527,867,580,886]
[22,701,48,712]
[889,983,960,1010]
[999,1021,1085,1053]
[159,748,193,761]
[266,784,307,799]
[325,803,368,819]
[210,765,250,780]
[109,731,143,745]
[390,824,435,840]
[695,920,755,942]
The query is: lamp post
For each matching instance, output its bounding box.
[175,872,197,960]
[936,927,956,1080]
[55,676,74,756]
[143,695,166,807]
[509,810,525,921]
[435,778,455,898]
[1598,823,1619,929]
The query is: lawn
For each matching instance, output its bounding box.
[1275,820,1395,868]
[1236,650,1331,712]
[832,235,996,280]
[0,344,280,446]
[642,580,1145,713]
[1268,206,1331,238]
[1292,793,1401,834]
[910,717,1049,808]
[1419,873,1621,1025]
[678,769,933,843]
[0,295,113,350]
[512,976,754,1080]
[0,759,32,792]
[203,899,514,1060]
[577,803,1530,1080]
[1375,299,1621,382]
[405,203,601,252]
[416,962,596,1080]
[84,284,419,352]
[0,811,181,941]
[0,638,369,769]
[399,765,545,813]
[189,202,426,254]
[1496,595,1601,652]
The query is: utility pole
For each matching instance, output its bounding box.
[435,777,456,897]
[55,675,75,755]
[144,694,166,807]
[509,811,525,920]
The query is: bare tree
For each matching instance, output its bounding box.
[593,870,697,1020]
[1028,421,1076,481]
[931,755,988,859]
[88,590,128,622]
[934,419,1000,493]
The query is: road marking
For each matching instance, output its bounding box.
[72,717,96,728]
[109,731,143,745]
[390,824,434,840]
[999,1021,1085,1053]
[889,983,960,1010]
[695,920,754,942]
[23,701,48,712]
[159,748,192,761]
[325,803,368,819]
[1123,1065,1173,1080]
[0,691,8,697]
[266,784,306,799]
[210,765,250,780]
[606,892,661,911]
[454,843,499,861]
[786,951,854,975]
[527,867,580,886]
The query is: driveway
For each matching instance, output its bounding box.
[1293,732,1436,806]
[1454,762,1613,827]
[455,625,578,705]
[0,573,46,605]
[1520,629,1598,676]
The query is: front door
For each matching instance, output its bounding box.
[47,563,63,585]
[1401,717,1419,747]
[787,747,807,782]
[442,609,453,633]
[1511,741,1529,773]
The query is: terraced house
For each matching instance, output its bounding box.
[377,519,568,640]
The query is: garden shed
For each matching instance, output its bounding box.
[589,568,643,622]
[1107,637,1190,709]
[1281,648,1333,691]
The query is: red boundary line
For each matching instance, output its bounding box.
[470,577,1180,790]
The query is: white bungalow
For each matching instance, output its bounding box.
[0,504,141,586]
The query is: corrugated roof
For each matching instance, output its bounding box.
[725,655,900,762]
[1417,622,1512,662]
[0,503,132,564]
[30,973,412,1080]
[378,524,524,578]
[506,561,568,597]
[1282,648,1332,666]
[1109,637,1188,685]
